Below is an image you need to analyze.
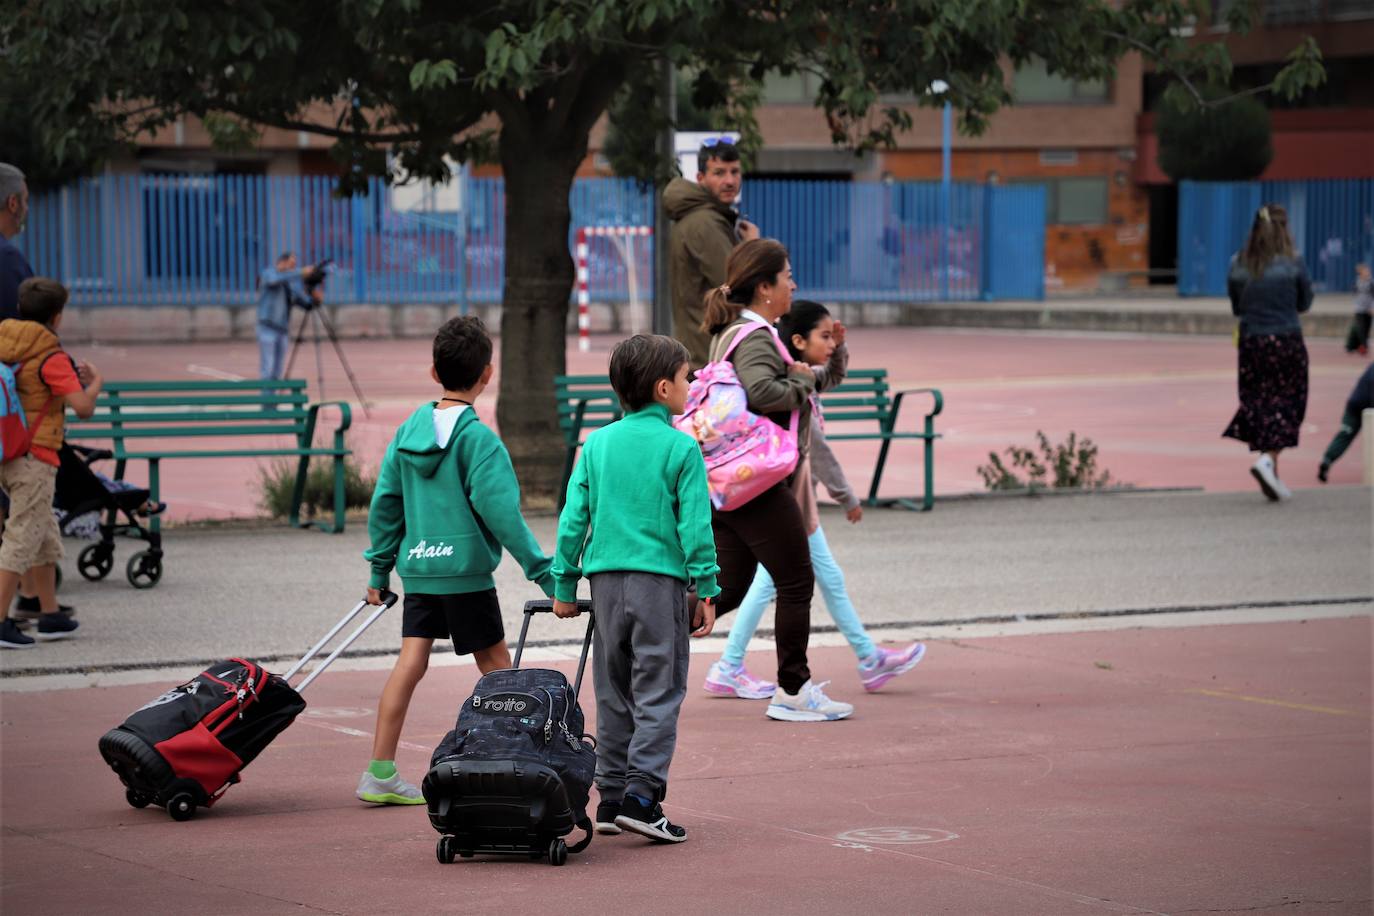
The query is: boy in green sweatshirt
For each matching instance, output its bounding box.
[552,334,719,844]
[357,316,555,805]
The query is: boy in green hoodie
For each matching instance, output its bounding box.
[552,334,719,844]
[358,316,555,805]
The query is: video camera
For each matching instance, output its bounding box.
[288,258,334,310]
[303,258,335,294]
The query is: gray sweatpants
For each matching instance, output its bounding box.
[589,571,690,805]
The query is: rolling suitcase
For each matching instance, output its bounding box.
[423,598,596,867]
[97,592,398,821]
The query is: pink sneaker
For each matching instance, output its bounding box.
[703,660,777,699]
[858,642,926,692]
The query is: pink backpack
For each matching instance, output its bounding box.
[673,321,800,511]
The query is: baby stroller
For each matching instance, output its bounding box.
[55,444,165,589]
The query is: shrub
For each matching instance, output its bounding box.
[258,458,375,519]
[976,431,1115,492]
[1155,84,1273,182]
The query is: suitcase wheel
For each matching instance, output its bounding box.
[548,838,567,867]
[436,836,456,865]
[125,789,152,809]
[167,792,197,822]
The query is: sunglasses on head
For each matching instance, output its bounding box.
[699,136,736,150]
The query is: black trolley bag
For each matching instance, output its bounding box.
[97,592,398,821]
[423,598,597,867]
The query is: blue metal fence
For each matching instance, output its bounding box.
[1178,178,1374,296]
[19,173,1046,306]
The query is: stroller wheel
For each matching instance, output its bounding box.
[78,544,115,581]
[126,551,163,589]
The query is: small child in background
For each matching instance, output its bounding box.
[704,301,926,699]
[1345,263,1372,356]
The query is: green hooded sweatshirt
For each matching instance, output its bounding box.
[364,403,554,597]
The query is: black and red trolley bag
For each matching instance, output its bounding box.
[98,592,397,821]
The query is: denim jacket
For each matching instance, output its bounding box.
[257,266,309,333]
[1227,254,1313,338]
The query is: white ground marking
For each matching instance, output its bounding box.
[187,364,245,381]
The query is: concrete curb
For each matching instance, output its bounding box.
[60,299,1353,344]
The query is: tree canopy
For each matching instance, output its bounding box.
[1156,86,1274,182]
[6,0,1324,501]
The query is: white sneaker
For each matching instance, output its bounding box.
[766,680,854,722]
[356,770,426,805]
[1250,455,1281,502]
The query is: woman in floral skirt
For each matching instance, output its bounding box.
[1223,203,1313,501]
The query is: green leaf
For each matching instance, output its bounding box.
[409,59,430,91]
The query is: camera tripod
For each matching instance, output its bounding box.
[283,303,372,418]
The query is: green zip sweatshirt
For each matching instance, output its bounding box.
[364,403,555,597]
[553,403,719,602]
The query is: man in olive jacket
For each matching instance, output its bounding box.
[664,140,759,369]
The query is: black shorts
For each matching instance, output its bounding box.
[401,589,505,655]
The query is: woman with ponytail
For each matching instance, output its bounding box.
[1223,203,1313,501]
[696,239,853,722]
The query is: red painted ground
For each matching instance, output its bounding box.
[71,329,1371,524]
[2,616,1369,914]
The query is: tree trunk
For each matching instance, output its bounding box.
[495,118,584,508]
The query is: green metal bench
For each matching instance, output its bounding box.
[819,368,944,511]
[553,367,942,511]
[554,374,622,509]
[64,379,353,536]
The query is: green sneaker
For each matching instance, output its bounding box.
[356,770,425,805]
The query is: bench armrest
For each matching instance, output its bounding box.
[307,400,353,433]
[888,387,944,430]
[566,394,621,445]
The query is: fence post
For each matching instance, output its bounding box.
[352,192,366,303]
[980,184,994,301]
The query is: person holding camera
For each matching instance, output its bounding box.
[256,251,321,380]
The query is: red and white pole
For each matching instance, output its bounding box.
[575,227,591,353]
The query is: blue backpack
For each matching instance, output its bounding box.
[1,355,58,464]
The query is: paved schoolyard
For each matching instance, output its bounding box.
[63,327,1372,524]
[1,484,1369,913]
[2,321,1369,913]
[1,614,1368,915]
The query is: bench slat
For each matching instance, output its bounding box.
[70,410,310,424]
[101,380,307,393]
[111,448,350,460]
[89,395,309,408]
[825,432,940,441]
[67,424,307,438]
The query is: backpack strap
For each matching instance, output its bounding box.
[719,320,793,364]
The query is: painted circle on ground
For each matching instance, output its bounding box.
[835,827,959,845]
[300,707,372,719]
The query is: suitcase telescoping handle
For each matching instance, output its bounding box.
[283,590,399,692]
[515,599,594,700]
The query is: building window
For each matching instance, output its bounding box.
[1055,178,1109,225]
[1039,149,1080,167]
[760,69,815,104]
[1012,58,1109,104]
[1012,176,1110,225]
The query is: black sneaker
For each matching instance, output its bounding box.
[595,799,622,835]
[35,613,79,641]
[12,595,76,621]
[1318,462,1330,484]
[0,618,35,649]
[613,795,687,843]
